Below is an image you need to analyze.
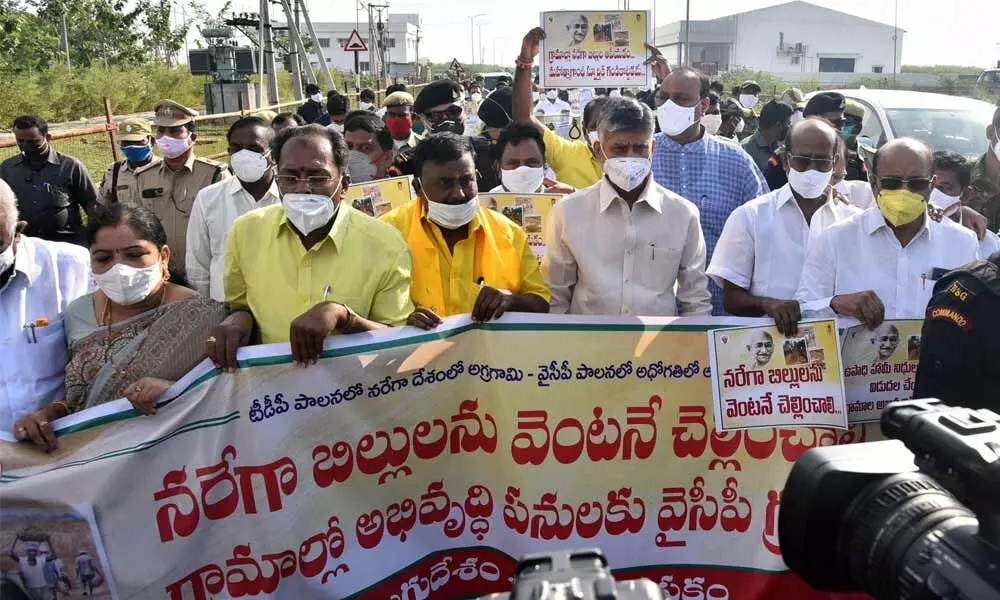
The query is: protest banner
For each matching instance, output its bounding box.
[539,11,653,89]
[479,193,560,261]
[0,316,874,600]
[344,175,415,217]
[841,319,923,424]
[709,320,848,432]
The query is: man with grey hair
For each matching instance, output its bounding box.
[0,179,91,435]
[542,97,711,316]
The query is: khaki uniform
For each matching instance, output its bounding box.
[134,153,231,260]
[98,158,162,205]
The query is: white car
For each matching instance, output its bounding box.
[806,89,997,160]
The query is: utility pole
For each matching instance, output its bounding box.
[295,0,336,91]
[478,23,484,65]
[262,0,279,104]
[892,0,899,85]
[684,0,691,66]
[470,13,485,66]
[257,0,266,106]
[291,0,303,98]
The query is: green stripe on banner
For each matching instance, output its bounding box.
[22,322,723,449]
[0,411,241,482]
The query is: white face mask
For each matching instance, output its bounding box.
[155,135,192,159]
[471,92,483,102]
[787,168,833,199]
[93,262,164,306]
[929,187,962,216]
[603,156,651,192]
[283,186,340,235]
[310,93,323,103]
[587,131,599,145]
[656,100,698,137]
[739,94,758,110]
[347,149,378,183]
[546,91,558,101]
[609,90,622,98]
[360,101,374,111]
[0,242,14,275]
[426,197,479,229]
[790,111,804,126]
[701,113,723,135]
[735,118,746,134]
[328,122,345,134]
[501,166,545,194]
[230,149,271,183]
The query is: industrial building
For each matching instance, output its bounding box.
[655,1,905,83]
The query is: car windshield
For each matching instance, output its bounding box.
[884,107,994,159]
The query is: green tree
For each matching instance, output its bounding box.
[0,0,60,74]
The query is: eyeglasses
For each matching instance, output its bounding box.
[422,105,463,124]
[276,175,335,191]
[878,177,933,193]
[787,154,834,172]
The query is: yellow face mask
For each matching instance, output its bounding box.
[877,189,927,227]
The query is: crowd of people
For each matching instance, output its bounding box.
[2,25,999,451]
[2,540,100,600]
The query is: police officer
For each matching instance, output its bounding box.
[134,100,231,261]
[842,99,867,182]
[914,252,1000,410]
[387,80,499,191]
[98,117,159,206]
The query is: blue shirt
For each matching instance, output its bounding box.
[651,132,768,314]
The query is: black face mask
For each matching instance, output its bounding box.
[17,139,46,158]
[432,120,465,136]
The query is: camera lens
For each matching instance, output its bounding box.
[839,473,974,598]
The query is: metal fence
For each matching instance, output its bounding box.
[0,84,428,181]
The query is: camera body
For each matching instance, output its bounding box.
[779,398,1000,599]
[478,548,664,600]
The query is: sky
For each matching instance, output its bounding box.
[206,0,1000,68]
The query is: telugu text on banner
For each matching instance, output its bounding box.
[842,319,923,424]
[0,316,873,600]
[540,11,653,89]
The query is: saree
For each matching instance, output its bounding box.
[64,296,227,413]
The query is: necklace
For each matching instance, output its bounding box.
[101,287,167,378]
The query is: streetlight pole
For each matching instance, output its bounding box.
[470,13,486,65]
[892,0,899,85]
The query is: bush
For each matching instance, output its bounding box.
[0,63,208,125]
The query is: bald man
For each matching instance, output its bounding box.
[871,322,900,362]
[796,137,978,327]
[747,330,775,367]
[708,119,859,335]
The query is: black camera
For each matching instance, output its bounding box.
[779,398,1000,599]
[478,548,664,599]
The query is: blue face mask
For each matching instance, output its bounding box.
[121,144,152,164]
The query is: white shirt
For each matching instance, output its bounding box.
[18,556,47,588]
[542,178,712,316]
[795,207,979,319]
[834,179,875,210]
[0,236,90,433]
[708,184,860,301]
[186,176,280,301]
[940,214,1000,259]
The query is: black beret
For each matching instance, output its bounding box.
[803,92,846,117]
[414,80,462,114]
[477,86,513,129]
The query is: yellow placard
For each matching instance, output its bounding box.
[344,175,415,217]
[479,193,561,261]
[540,10,653,88]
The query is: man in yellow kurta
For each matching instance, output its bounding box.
[380,132,550,328]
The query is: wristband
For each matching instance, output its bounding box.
[515,56,534,70]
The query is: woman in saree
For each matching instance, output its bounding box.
[13,204,226,451]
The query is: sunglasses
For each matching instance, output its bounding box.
[788,154,834,172]
[879,176,933,194]
[423,106,463,123]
